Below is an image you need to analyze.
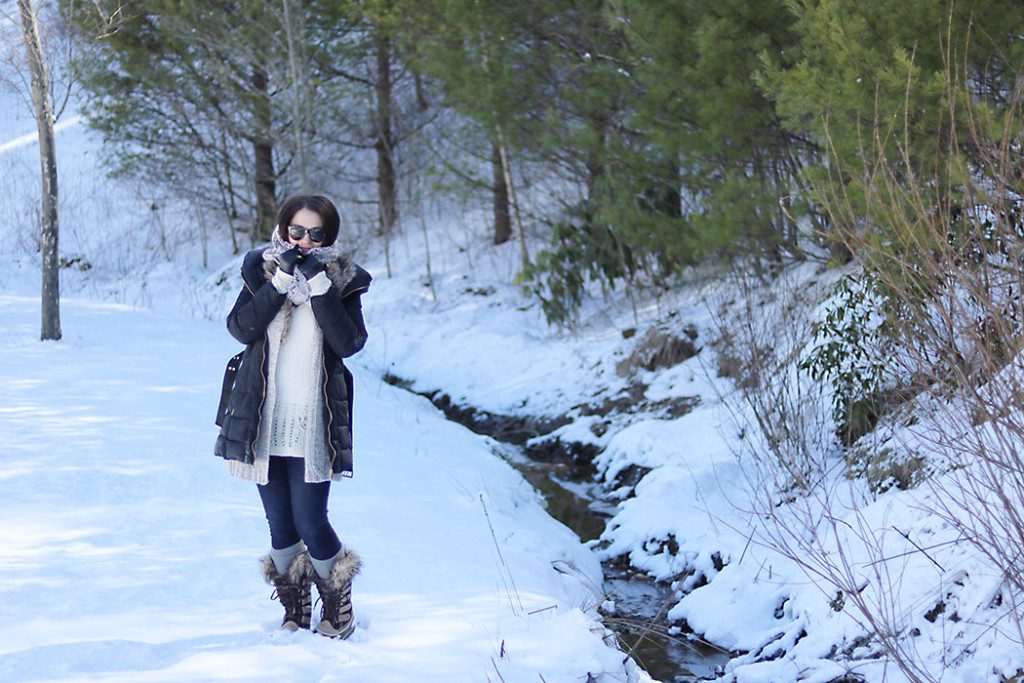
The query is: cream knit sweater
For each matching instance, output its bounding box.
[262,299,322,458]
[229,268,339,484]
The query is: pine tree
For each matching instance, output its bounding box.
[398,0,552,261]
[65,0,297,246]
[761,0,1024,254]
[607,0,807,272]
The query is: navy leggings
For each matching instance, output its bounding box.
[257,456,342,561]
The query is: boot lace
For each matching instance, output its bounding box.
[271,582,309,624]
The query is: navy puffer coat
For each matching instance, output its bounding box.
[214,247,371,477]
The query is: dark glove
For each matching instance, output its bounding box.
[278,246,305,274]
[298,256,326,279]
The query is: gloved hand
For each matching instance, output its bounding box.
[278,246,305,274]
[298,256,326,279]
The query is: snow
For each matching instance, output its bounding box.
[3,53,1023,683]
[0,92,649,682]
[0,115,83,154]
[0,288,649,682]
[338,236,1024,682]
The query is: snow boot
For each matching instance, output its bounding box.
[260,550,314,631]
[312,545,362,639]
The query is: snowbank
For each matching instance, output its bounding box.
[338,231,1024,682]
[0,289,648,682]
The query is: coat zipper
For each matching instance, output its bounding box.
[319,279,365,471]
[249,336,268,463]
[322,344,338,469]
[322,282,365,471]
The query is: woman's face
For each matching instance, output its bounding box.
[286,207,324,253]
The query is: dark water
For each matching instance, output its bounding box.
[382,376,731,681]
[603,576,730,681]
[503,449,731,682]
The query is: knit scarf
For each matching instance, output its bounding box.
[263,230,344,305]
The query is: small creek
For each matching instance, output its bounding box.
[507,452,729,682]
[386,375,731,682]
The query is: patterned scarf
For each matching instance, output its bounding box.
[263,230,344,305]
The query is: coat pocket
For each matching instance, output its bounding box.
[215,351,244,428]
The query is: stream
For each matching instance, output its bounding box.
[385,376,731,682]
[502,448,729,682]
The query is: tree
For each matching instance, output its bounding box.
[371,4,398,241]
[17,0,61,340]
[319,0,402,241]
[761,0,1024,257]
[402,0,588,267]
[606,0,807,271]
[66,0,307,248]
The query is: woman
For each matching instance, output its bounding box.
[214,194,371,639]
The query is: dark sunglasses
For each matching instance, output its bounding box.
[287,225,326,243]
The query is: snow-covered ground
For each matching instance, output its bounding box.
[353,239,1024,683]
[0,95,652,682]
[0,288,651,683]
[3,60,1023,683]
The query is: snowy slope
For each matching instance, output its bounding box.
[0,286,652,682]
[351,244,1024,683]
[0,71,658,683]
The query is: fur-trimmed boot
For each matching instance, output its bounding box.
[260,551,314,631]
[312,546,362,639]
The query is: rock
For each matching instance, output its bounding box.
[616,325,700,377]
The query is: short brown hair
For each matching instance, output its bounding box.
[275,195,341,246]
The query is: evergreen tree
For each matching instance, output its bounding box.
[761,0,1024,255]
[398,0,553,258]
[66,0,296,247]
[606,0,807,272]
[66,0,414,249]
[405,0,636,282]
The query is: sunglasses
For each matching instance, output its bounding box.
[287,225,326,243]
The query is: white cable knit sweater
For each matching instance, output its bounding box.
[260,299,324,459]
[229,266,339,484]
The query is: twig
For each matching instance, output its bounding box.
[490,656,508,683]
[738,526,756,564]
[527,604,558,615]
[480,493,524,614]
[891,526,945,572]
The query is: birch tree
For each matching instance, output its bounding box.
[17,0,60,340]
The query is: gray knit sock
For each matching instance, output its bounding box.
[311,547,344,580]
[270,540,306,576]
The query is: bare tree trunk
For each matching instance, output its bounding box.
[471,0,527,268]
[491,142,512,245]
[251,64,277,244]
[493,125,529,271]
[413,68,429,112]
[584,110,608,206]
[18,0,60,341]
[282,0,311,192]
[218,126,240,254]
[374,26,397,240]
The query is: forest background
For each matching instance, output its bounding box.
[7,0,1024,681]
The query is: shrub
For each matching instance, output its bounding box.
[521,203,634,325]
[799,274,894,446]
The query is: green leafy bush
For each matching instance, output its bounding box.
[521,204,634,325]
[800,274,892,445]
